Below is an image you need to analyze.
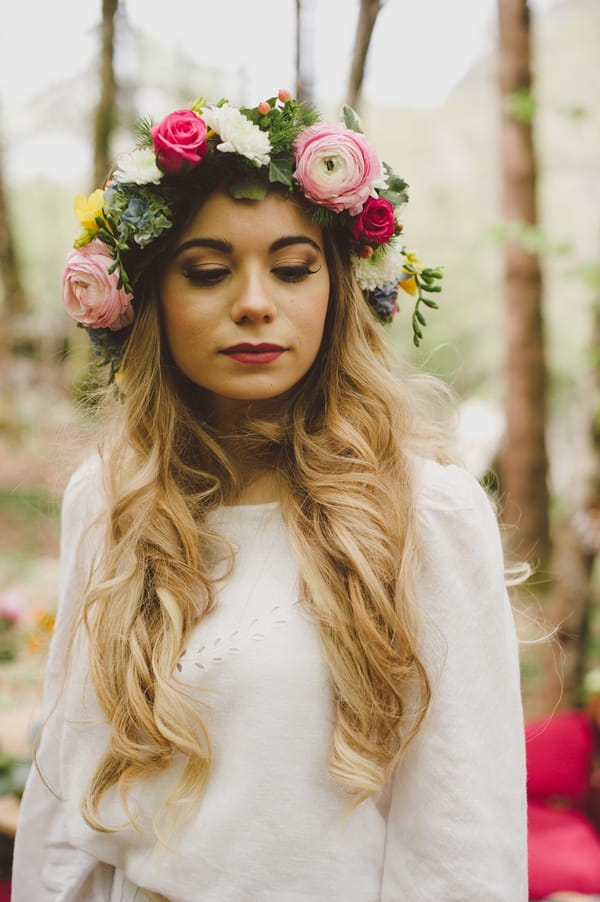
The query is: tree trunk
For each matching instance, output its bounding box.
[346,0,384,111]
[497,0,550,566]
[93,0,119,188]
[0,130,28,317]
[534,301,600,714]
[295,0,316,104]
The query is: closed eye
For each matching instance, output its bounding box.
[183,267,229,286]
[273,265,321,283]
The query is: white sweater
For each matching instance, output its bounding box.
[12,455,527,901]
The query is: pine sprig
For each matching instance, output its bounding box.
[134,116,155,148]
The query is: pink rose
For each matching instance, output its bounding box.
[293,122,384,215]
[150,109,208,174]
[350,197,396,244]
[62,240,134,330]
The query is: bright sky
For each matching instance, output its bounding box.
[0,0,555,183]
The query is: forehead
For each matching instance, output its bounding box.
[179,189,324,246]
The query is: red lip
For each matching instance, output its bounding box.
[220,343,287,365]
[223,343,285,353]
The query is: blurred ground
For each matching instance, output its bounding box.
[0,368,93,761]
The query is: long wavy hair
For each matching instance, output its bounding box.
[79,190,455,835]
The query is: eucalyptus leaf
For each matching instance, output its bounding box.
[380,189,409,208]
[342,104,363,133]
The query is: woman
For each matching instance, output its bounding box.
[12,90,527,901]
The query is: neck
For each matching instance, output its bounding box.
[214,432,281,505]
[233,470,280,505]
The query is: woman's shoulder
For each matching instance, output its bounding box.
[411,455,492,515]
[409,457,508,605]
[409,454,503,550]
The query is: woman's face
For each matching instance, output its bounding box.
[159,190,330,426]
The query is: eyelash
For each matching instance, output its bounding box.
[274,265,320,283]
[182,265,320,286]
[183,268,227,286]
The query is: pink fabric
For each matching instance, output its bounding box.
[528,800,600,898]
[526,710,594,804]
[526,710,600,899]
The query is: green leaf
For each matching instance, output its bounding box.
[342,104,363,133]
[241,106,261,125]
[269,153,294,186]
[383,163,409,194]
[380,188,409,208]
[229,179,268,201]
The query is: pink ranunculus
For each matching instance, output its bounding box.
[293,122,384,216]
[351,196,396,245]
[62,240,134,330]
[150,109,208,174]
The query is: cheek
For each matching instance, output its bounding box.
[308,281,330,338]
[296,287,329,362]
[161,291,211,350]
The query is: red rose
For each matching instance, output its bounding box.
[150,110,208,174]
[351,196,396,244]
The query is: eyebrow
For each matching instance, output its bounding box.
[173,234,322,258]
[269,235,322,253]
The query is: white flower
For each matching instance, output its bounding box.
[113,148,163,185]
[201,104,271,167]
[352,239,406,291]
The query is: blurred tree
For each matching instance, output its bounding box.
[0,124,28,319]
[346,0,385,111]
[93,0,120,188]
[295,0,316,103]
[496,0,550,565]
[547,275,600,710]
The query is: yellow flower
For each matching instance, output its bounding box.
[403,249,422,268]
[399,249,422,296]
[398,273,418,296]
[74,189,106,231]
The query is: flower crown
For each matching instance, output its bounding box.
[62,89,442,377]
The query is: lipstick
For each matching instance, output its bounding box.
[221,343,286,365]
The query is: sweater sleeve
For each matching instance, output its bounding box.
[12,457,116,902]
[380,461,528,902]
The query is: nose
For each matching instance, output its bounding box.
[230,268,277,324]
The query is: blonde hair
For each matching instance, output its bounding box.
[79,209,455,833]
